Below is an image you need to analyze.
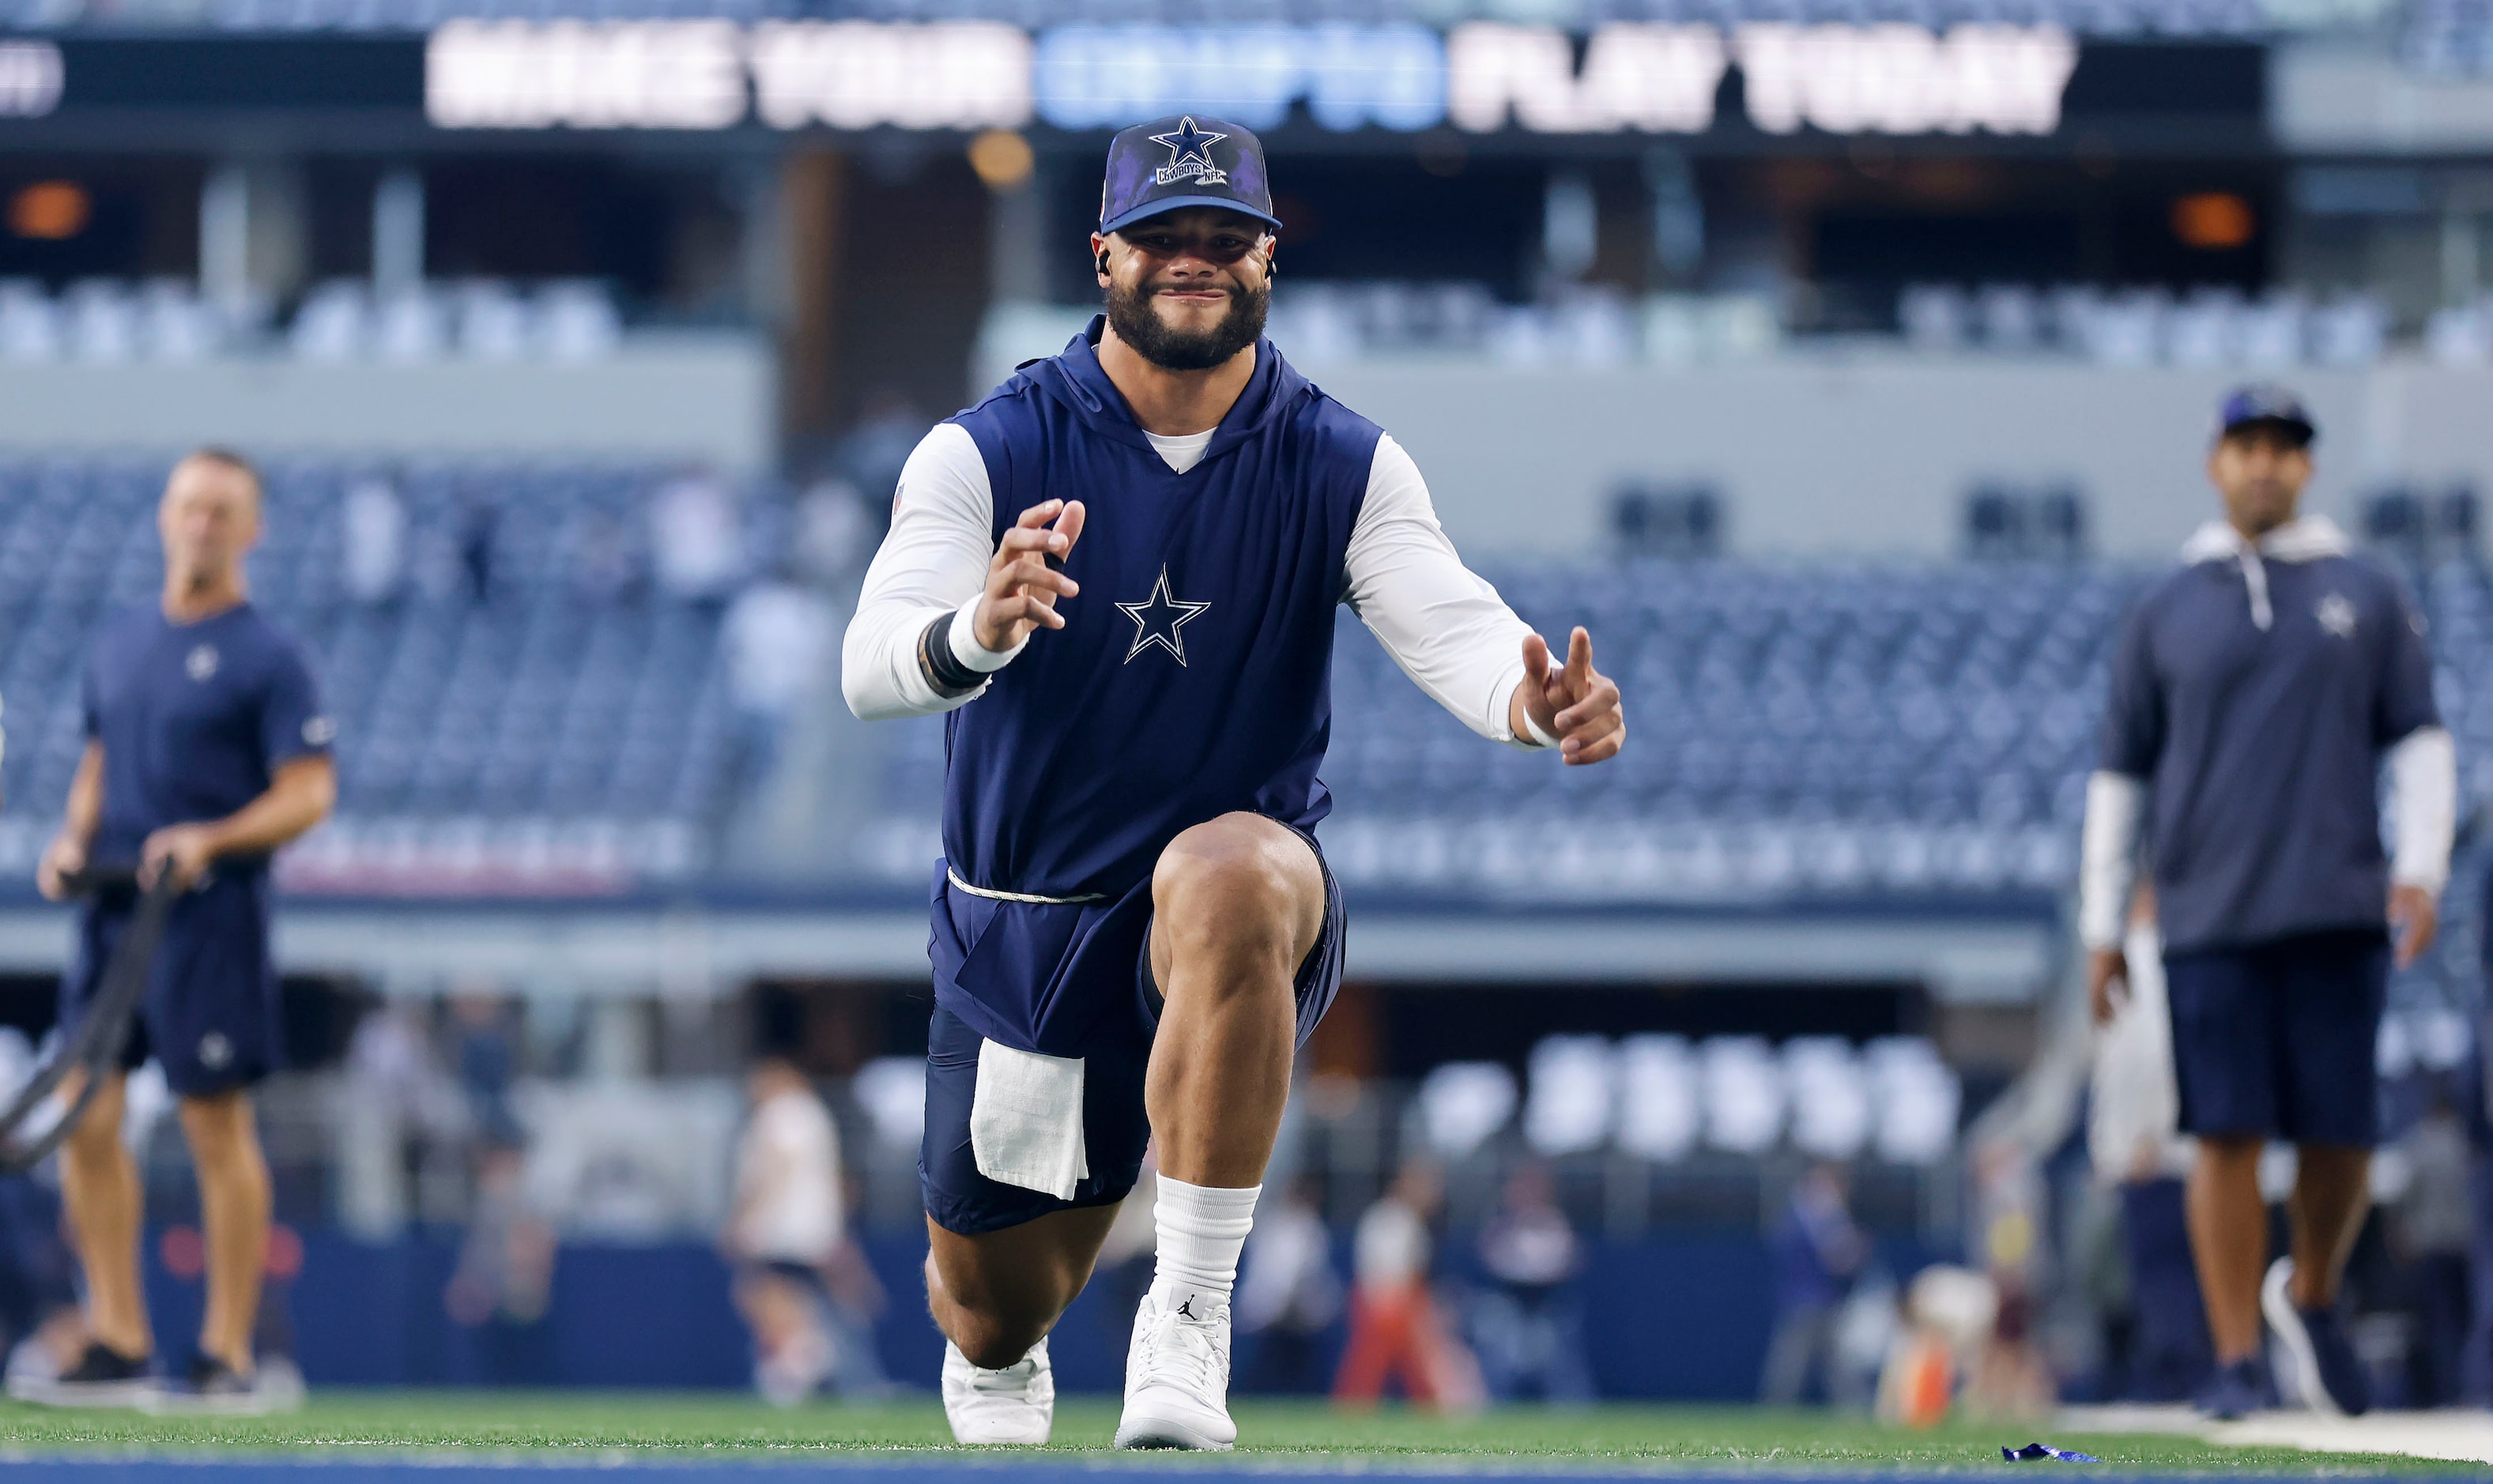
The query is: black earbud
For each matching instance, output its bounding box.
[1096,249,1111,274]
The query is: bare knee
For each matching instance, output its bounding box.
[927,1241,1064,1363]
[929,1252,1063,1368]
[1152,815,1322,981]
[952,1316,1048,1370]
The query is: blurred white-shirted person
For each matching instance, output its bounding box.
[728,1057,846,1405]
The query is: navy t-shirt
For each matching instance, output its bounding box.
[82,603,334,873]
[2100,552,2438,952]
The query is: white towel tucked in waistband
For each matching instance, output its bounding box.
[971,1039,1088,1200]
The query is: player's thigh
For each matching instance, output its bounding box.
[2272,928,2389,1148]
[2161,944,2280,1139]
[1146,813,1326,992]
[926,1203,1122,1320]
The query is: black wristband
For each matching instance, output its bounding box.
[919,611,985,698]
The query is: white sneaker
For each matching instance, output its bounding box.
[1114,1290,1235,1451]
[941,1336,1053,1444]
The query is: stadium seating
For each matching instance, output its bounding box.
[1899,282,2393,367]
[0,278,625,366]
[9,455,2488,905]
[873,553,2493,902]
[0,454,735,889]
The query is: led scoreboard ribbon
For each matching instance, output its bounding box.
[418,17,2082,136]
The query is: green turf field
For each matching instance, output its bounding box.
[0,1395,2461,1473]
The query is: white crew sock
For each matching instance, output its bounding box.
[1147,1175,1259,1320]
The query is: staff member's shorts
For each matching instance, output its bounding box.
[59,871,284,1099]
[920,828,1346,1237]
[2163,927,2388,1148]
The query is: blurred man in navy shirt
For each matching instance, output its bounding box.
[26,450,334,1410]
[2080,388,2454,1419]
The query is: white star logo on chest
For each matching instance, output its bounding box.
[1115,564,1212,665]
[2316,593,2358,638]
[186,644,218,681]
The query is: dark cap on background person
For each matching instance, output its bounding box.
[1099,114,1283,239]
[2215,384,2317,447]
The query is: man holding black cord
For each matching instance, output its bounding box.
[17,449,334,1411]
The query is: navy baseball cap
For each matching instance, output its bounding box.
[1099,114,1282,239]
[2216,383,2317,446]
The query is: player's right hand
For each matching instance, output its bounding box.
[972,499,1086,653]
[36,832,86,901]
[2086,946,2128,1026]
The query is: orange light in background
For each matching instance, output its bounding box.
[7,180,89,240]
[2171,192,2254,250]
[967,130,1033,191]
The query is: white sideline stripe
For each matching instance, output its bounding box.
[945,868,1103,905]
[2059,1404,2493,1466]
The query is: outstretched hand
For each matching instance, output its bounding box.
[972,499,1086,653]
[1514,627,1624,766]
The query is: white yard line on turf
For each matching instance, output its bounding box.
[2061,1404,2493,1466]
[2209,1412,2493,1466]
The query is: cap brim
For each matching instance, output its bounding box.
[2220,415,2316,446]
[1100,194,1283,238]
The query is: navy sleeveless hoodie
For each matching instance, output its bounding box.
[929,318,1379,1054]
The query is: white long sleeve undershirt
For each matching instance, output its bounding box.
[2076,770,2144,951]
[839,422,1551,750]
[2075,723,2459,950]
[2387,725,2457,895]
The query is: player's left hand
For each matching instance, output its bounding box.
[141,823,220,891]
[1516,627,1623,766]
[2389,881,2439,968]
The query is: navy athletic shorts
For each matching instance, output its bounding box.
[59,870,284,1099]
[2162,927,2389,1148]
[919,828,1346,1237]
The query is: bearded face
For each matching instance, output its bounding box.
[1104,268,1270,372]
[1097,209,1274,372]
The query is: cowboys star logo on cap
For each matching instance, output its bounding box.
[1149,117,1228,187]
[1099,112,1281,237]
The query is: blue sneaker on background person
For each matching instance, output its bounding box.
[2195,1356,2268,1421]
[2262,1257,2371,1416]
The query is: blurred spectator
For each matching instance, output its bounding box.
[341,480,406,604]
[2390,1088,2472,1407]
[834,394,926,518]
[1967,1143,2053,1418]
[335,1004,466,1238]
[1236,1173,1341,1394]
[1877,1264,1994,1427]
[793,476,875,589]
[448,991,521,1149]
[2088,890,2211,1402]
[458,495,498,604]
[444,1138,556,1384]
[722,577,837,789]
[0,1174,84,1398]
[1470,1163,1591,1403]
[1334,1162,1480,1411]
[651,471,742,601]
[726,1058,849,1406]
[569,509,639,602]
[1759,1161,1866,1403]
